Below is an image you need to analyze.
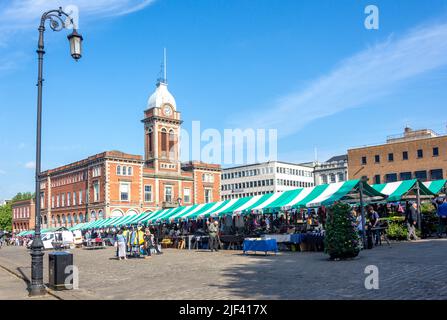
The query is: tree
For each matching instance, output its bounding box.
[0,203,12,232]
[12,192,34,202]
[324,202,360,260]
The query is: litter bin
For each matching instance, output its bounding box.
[48,251,73,290]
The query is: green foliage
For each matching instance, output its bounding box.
[324,203,360,260]
[380,216,405,222]
[0,203,12,232]
[421,202,435,215]
[386,222,408,240]
[12,192,34,202]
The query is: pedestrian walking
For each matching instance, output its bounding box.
[406,202,420,241]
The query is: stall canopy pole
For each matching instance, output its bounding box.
[416,182,421,231]
[359,180,367,248]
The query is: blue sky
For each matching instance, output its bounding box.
[1,0,447,200]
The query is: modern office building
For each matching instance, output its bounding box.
[348,127,447,184]
[221,161,314,200]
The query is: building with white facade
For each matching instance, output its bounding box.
[221,161,315,200]
[313,155,348,185]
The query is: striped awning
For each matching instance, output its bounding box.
[423,179,447,194]
[372,179,434,202]
[67,179,437,231]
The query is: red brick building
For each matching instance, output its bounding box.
[38,79,221,229]
[12,199,35,233]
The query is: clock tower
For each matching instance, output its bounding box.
[142,78,182,173]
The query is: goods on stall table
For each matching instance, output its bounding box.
[261,234,291,243]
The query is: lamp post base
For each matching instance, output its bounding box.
[29,239,46,297]
[29,284,46,297]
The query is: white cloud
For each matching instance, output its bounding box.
[0,0,156,27]
[24,161,36,169]
[0,0,157,70]
[246,21,447,138]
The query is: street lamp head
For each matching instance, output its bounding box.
[67,29,83,61]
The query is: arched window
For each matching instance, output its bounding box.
[161,128,168,154]
[62,214,66,226]
[73,213,78,223]
[91,211,96,221]
[51,215,55,226]
[43,216,48,225]
[79,213,84,222]
[127,166,132,176]
[67,214,72,225]
[98,210,104,220]
[117,165,121,175]
[57,215,61,226]
[169,129,175,159]
[148,128,153,155]
[85,212,89,222]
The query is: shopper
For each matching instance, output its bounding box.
[437,198,447,238]
[367,205,380,245]
[144,228,162,257]
[116,230,127,261]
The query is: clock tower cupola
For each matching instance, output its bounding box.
[142,61,182,173]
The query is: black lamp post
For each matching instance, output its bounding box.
[30,7,83,297]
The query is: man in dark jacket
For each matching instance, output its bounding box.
[406,202,420,241]
[208,220,219,252]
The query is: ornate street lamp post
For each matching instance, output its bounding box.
[30,7,83,296]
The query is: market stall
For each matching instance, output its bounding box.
[371,179,434,202]
[423,179,447,195]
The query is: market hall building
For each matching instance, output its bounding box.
[348,127,447,184]
[38,78,221,229]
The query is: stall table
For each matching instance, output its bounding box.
[243,238,278,255]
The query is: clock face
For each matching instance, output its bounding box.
[163,105,172,116]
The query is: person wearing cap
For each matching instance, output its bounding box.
[405,202,420,241]
[208,220,219,252]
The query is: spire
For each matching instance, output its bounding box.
[157,48,168,86]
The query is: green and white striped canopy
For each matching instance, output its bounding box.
[372,179,434,202]
[151,179,384,222]
[59,178,444,232]
[423,179,447,195]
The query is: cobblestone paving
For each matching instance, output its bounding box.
[0,239,446,300]
[0,265,57,300]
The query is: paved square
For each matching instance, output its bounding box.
[1,239,446,300]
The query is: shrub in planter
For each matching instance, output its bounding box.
[386,222,408,240]
[324,203,360,260]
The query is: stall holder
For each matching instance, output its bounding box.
[243,238,278,255]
